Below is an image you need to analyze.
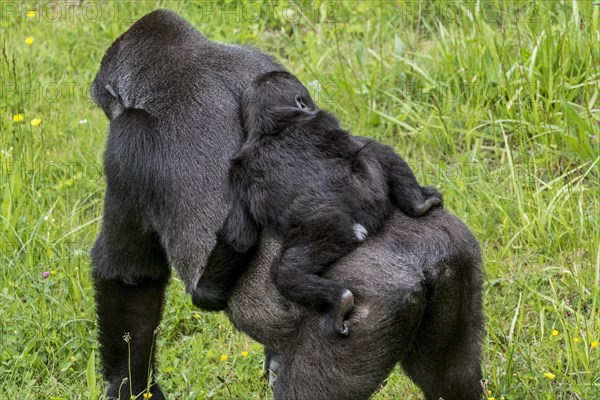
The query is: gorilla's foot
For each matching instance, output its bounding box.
[322,289,354,337]
[413,197,440,217]
[413,187,443,217]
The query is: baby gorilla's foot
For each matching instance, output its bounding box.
[412,186,443,217]
[191,285,229,311]
[322,289,355,337]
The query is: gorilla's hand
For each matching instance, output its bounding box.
[191,285,229,311]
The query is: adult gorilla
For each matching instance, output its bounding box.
[90,10,483,400]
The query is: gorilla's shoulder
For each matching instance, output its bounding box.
[92,10,281,118]
[128,9,200,39]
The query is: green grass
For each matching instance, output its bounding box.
[1,1,598,399]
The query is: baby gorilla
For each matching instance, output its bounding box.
[193,71,442,336]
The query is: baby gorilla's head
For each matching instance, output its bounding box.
[242,71,319,138]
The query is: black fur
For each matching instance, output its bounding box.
[228,208,484,400]
[193,71,442,337]
[90,9,282,399]
[91,10,483,400]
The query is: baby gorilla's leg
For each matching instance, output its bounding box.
[272,216,360,337]
[273,247,355,337]
[412,186,444,217]
[369,139,443,217]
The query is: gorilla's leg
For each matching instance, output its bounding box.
[93,277,169,399]
[400,258,484,400]
[365,140,443,217]
[91,198,170,400]
[274,247,354,337]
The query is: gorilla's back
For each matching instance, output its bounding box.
[93,10,280,118]
[92,10,283,288]
[228,208,481,348]
[227,208,483,399]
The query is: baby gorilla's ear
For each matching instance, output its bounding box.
[270,92,318,129]
[294,94,306,110]
[293,94,319,115]
[241,71,320,138]
[241,91,317,138]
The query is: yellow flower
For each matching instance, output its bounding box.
[241,351,249,357]
[573,337,580,343]
[13,114,24,122]
[592,341,599,348]
[25,37,34,45]
[143,392,153,399]
[543,372,555,380]
[551,329,558,337]
[487,397,495,400]
[70,356,77,362]
[31,118,41,127]
[50,269,57,275]
[487,390,492,395]
[220,354,228,362]
[26,10,35,18]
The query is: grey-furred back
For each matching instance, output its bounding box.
[227,208,483,400]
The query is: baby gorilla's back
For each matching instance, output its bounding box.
[230,122,390,336]
[241,128,389,238]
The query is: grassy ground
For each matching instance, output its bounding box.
[1,1,598,399]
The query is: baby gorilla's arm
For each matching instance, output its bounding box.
[192,196,259,311]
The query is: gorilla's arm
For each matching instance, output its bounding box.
[192,193,259,311]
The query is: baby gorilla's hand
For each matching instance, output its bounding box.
[322,289,354,337]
